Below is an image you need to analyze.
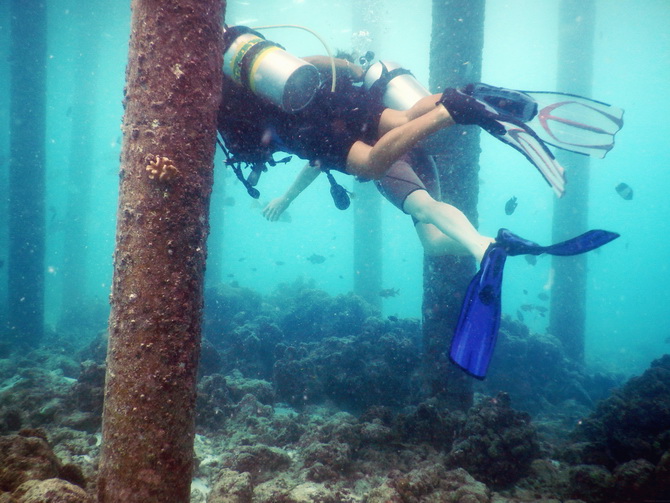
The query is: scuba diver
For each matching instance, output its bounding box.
[216,25,624,379]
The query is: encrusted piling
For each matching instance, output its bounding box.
[97,1,224,501]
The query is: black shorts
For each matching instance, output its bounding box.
[375,148,440,218]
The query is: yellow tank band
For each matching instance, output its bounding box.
[229,36,264,84]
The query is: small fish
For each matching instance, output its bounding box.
[525,255,537,266]
[516,310,524,322]
[537,292,549,301]
[505,196,518,215]
[615,182,633,200]
[275,261,285,266]
[238,257,246,262]
[379,288,400,298]
[306,253,326,264]
[520,304,547,314]
[387,315,399,322]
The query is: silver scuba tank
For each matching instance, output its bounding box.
[363,60,430,111]
[223,26,321,112]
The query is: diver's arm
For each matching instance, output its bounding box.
[302,55,365,82]
[262,162,322,221]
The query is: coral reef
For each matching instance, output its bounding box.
[482,317,623,416]
[561,354,670,501]
[0,429,89,502]
[9,478,91,503]
[447,393,540,489]
[1,281,664,502]
[272,317,422,410]
[366,466,489,503]
[67,362,105,433]
[145,154,178,182]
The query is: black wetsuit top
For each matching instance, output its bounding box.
[217,74,439,220]
[273,79,384,170]
[217,76,384,172]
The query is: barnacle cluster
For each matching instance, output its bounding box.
[146,154,178,183]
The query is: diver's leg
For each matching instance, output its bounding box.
[403,190,493,263]
[415,222,471,257]
[346,105,454,180]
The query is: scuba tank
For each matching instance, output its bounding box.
[364,60,430,111]
[223,25,321,112]
[365,60,447,154]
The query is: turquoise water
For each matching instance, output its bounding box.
[1,0,668,377]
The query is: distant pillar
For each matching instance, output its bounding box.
[61,7,101,325]
[97,1,224,501]
[549,0,596,363]
[7,0,47,347]
[352,0,383,311]
[353,182,382,310]
[424,0,485,410]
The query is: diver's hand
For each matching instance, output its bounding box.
[438,85,506,136]
[262,196,290,222]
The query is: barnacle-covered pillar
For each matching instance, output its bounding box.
[98,1,224,502]
[423,0,485,410]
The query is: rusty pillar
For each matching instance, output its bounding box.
[98,1,225,501]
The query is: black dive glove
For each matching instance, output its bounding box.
[437,84,506,136]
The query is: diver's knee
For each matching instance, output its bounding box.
[403,190,435,221]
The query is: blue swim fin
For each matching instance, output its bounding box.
[449,244,508,379]
[449,228,619,379]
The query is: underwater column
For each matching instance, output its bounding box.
[352,0,383,311]
[550,0,596,362]
[60,3,101,329]
[8,0,47,347]
[423,0,485,408]
[97,1,224,502]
